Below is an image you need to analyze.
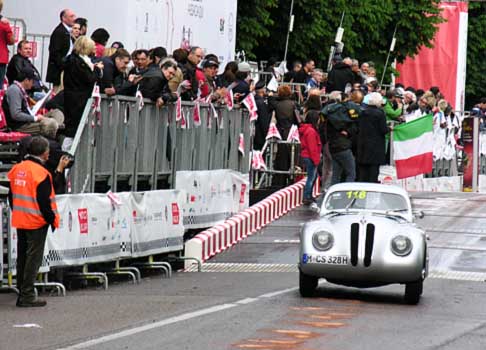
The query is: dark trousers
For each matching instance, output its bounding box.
[358,164,380,183]
[331,149,356,185]
[16,225,49,302]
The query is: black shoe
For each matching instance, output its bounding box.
[16,299,47,307]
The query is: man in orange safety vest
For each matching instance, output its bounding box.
[8,136,62,307]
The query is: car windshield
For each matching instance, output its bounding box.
[324,190,409,212]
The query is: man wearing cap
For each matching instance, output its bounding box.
[197,58,220,100]
[254,80,271,150]
[233,61,252,102]
[2,67,47,134]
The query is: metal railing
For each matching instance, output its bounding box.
[67,96,251,194]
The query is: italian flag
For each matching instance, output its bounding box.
[393,114,433,179]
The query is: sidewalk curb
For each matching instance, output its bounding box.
[184,178,320,269]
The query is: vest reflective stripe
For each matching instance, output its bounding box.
[12,193,37,203]
[8,160,60,229]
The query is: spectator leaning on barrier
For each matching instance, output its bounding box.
[181,46,204,101]
[99,48,138,96]
[233,61,252,102]
[7,40,45,97]
[8,136,61,307]
[357,92,390,183]
[0,0,14,82]
[139,59,177,107]
[46,9,77,90]
[168,48,187,93]
[62,36,103,148]
[215,61,237,89]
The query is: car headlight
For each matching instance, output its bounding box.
[391,235,413,256]
[312,231,334,251]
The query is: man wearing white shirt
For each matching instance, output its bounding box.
[46,9,76,91]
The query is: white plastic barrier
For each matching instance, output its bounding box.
[176,170,249,229]
[184,178,319,267]
[7,190,185,273]
[379,165,463,192]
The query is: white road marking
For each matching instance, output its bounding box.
[56,287,298,350]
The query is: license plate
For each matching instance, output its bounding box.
[302,254,348,265]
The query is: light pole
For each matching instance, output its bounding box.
[380,24,398,87]
[283,0,295,63]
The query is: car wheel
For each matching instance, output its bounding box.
[404,280,423,305]
[299,270,318,297]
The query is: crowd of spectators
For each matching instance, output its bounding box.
[0,6,483,203]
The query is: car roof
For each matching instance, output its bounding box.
[326,182,409,198]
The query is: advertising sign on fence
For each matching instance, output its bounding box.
[176,170,249,229]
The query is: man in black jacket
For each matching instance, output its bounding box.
[46,9,76,90]
[99,49,139,96]
[181,46,204,101]
[326,55,354,93]
[253,80,271,150]
[7,40,45,96]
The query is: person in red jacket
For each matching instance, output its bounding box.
[299,110,322,205]
[0,2,15,82]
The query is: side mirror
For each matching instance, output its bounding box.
[413,210,425,219]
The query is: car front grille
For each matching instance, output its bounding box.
[350,222,375,267]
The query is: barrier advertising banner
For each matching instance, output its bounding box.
[396,2,468,111]
[130,190,185,258]
[47,193,132,267]
[176,170,249,229]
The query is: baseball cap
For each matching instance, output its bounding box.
[238,61,251,73]
[20,67,36,80]
[202,59,219,69]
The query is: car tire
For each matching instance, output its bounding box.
[299,270,318,297]
[404,280,423,305]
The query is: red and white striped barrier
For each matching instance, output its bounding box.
[184,177,320,268]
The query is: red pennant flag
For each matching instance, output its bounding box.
[252,151,267,170]
[238,133,245,156]
[180,109,187,129]
[287,124,300,143]
[176,97,182,121]
[193,101,201,126]
[135,90,144,111]
[225,89,234,111]
[91,84,101,126]
[242,93,258,122]
[266,122,282,140]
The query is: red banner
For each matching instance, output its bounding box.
[396,2,468,110]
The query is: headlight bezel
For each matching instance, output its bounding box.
[312,231,334,251]
[391,235,413,256]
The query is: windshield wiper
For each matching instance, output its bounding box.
[345,197,356,211]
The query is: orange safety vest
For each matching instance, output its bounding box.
[8,160,60,229]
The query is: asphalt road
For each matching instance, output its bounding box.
[1,191,486,350]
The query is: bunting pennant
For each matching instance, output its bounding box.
[0,78,9,129]
[252,151,267,170]
[287,124,300,143]
[106,191,122,206]
[193,101,201,126]
[180,108,187,129]
[266,122,282,140]
[242,93,258,122]
[91,84,101,126]
[135,90,144,111]
[176,96,182,121]
[225,89,234,111]
[238,133,245,156]
[211,103,224,129]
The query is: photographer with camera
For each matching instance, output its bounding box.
[383,88,404,123]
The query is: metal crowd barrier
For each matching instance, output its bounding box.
[67,96,251,194]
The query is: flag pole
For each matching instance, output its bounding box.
[380,24,398,87]
[283,0,295,63]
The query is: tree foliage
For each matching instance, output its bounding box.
[236,0,443,67]
[465,2,486,107]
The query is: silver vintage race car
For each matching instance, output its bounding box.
[299,183,428,304]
